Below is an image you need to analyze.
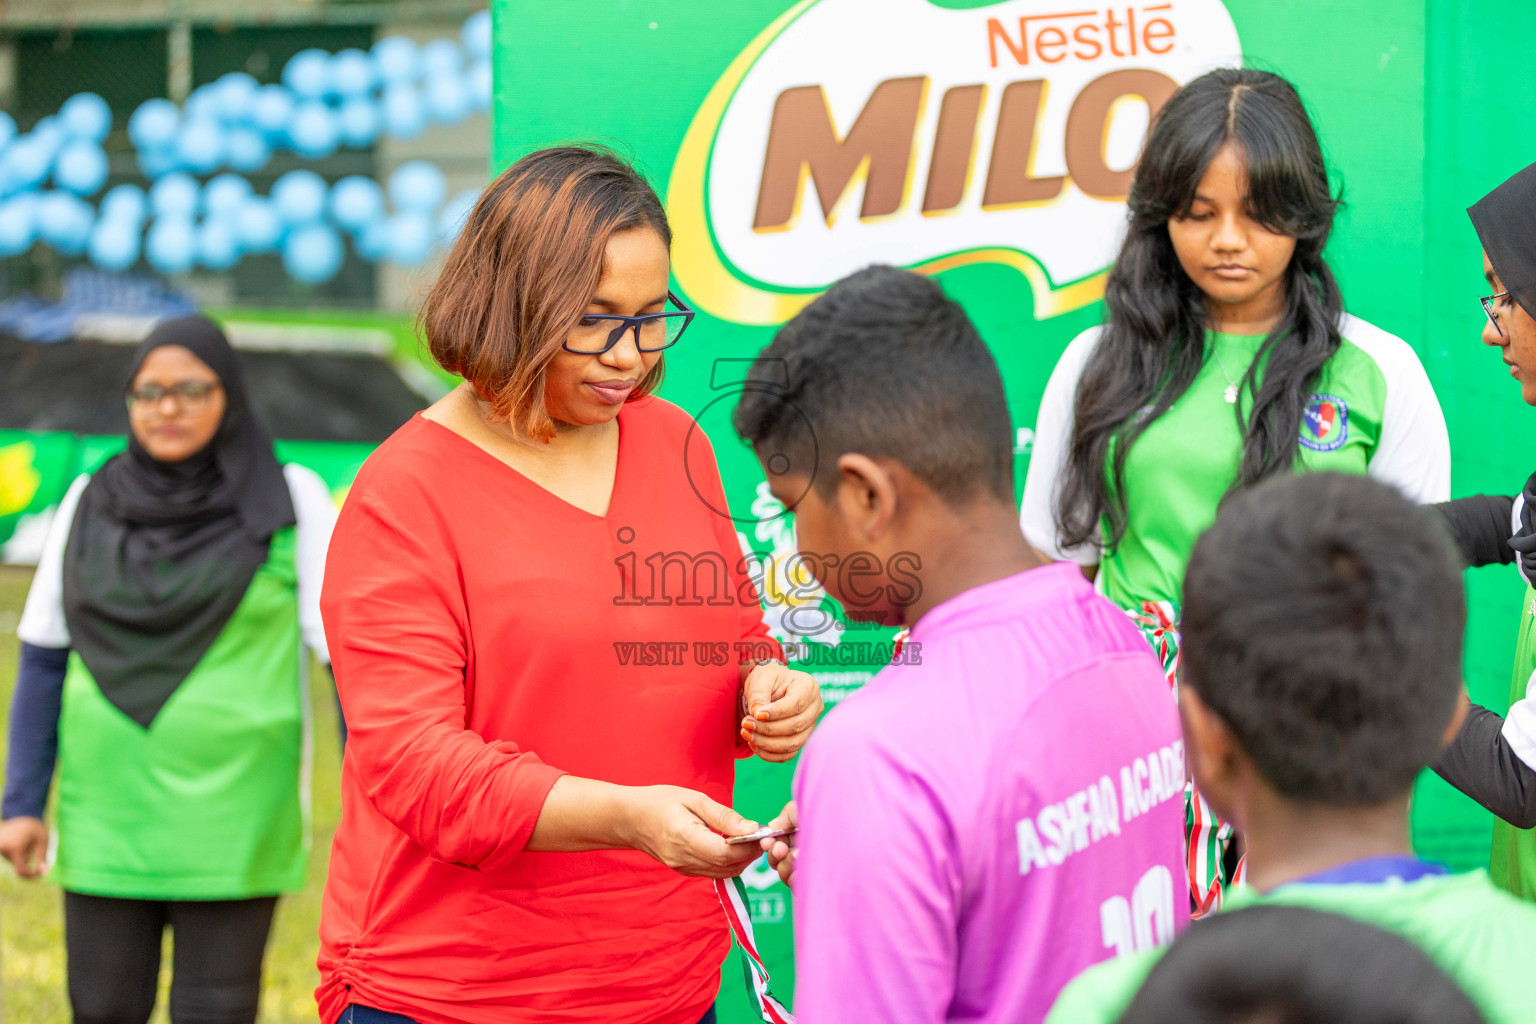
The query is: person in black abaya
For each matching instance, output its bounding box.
[1430,162,1536,900]
[0,316,338,1024]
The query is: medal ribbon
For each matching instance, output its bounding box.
[713,876,796,1023]
[1127,600,1246,916]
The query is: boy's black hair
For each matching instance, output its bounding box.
[1119,905,1485,1024]
[1181,472,1465,805]
[731,265,1014,505]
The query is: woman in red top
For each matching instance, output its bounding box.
[317,146,823,1024]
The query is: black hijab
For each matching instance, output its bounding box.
[61,316,295,728]
[1469,160,1536,322]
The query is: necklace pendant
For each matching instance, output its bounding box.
[1223,384,1239,404]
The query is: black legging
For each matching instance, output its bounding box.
[64,891,277,1024]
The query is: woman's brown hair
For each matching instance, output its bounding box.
[419,145,672,439]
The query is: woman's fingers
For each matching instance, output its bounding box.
[748,703,821,739]
[753,670,820,721]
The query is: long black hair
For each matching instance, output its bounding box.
[1057,68,1343,553]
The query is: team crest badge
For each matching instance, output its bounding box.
[1299,394,1348,452]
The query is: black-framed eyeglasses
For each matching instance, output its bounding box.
[563,291,695,355]
[1482,290,1511,337]
[125,380,222,418]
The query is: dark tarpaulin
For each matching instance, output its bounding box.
[0,334,429,443]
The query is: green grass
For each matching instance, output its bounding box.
[0,565,344,1024]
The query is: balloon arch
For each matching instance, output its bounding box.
[0,10,491,285]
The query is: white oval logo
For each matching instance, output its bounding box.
[669,0,1243,324]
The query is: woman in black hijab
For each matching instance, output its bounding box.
[1429,162,1536,900]
[0,316,337,1024]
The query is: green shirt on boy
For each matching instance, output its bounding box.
[1044,870,1536,1024]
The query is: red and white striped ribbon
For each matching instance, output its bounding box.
[713,876,796,1024]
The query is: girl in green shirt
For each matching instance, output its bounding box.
[1022,68,1449,916]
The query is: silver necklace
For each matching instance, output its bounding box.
[1212,347,1241,404]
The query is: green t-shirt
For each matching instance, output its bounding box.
[1045,871,1536,1024]
[1021,315,1450,609]
[53,526,309,899]
[1490,585,1536,900]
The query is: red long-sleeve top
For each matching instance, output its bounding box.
[316,398,777,1024]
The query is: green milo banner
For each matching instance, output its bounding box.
[491,0,1536,1017]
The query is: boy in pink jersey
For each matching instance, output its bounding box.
[732,267,1187,1024]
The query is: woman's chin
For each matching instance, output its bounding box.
[1520,378,1536,408]
[549,400,624,430]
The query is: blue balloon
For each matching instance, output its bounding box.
[36,191,93,256]
[146,216,197,275]
[272,169,328,225]
[461,10,493,61]
[388,161,447,213]
[425,74,468,125]
[0,111,17,152]
[283,48,333,99]
[175,118,225,174]
[421,39,462,77]
[283,223,343,284]
[32,116,62,149]
[88,218,140,271]
[60,92,112,143]
[467,61,492,112]
[204,174,252,221]
[197,217,241,270]
[381,85,425,140]
[251,85,295,138]
[330,175,385,232]
[355,217,389,261]
[214,73,259,120]
[150,173,200,219]
[287,101,338,159]
[184,84,223,124]
[235,195,283,253]
[385,210,434,265]
[102,184,147,225]
[436,187,480,246]
[5,136,55,191]
[54,141,108,195]
[337,97,379,148]
[0,194,38,256]
[373,36,420,85]
[135,145,180,179]
[129,98,180,151]
[332,49,377,96]
[224,128,270,173]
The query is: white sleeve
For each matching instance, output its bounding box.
[1020,326,1103,565]
[1340,314,1451,504]
[284,463,337,662]
[15,474,91,649]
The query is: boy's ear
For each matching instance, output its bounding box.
[1178,682,1242,824]
[1441,689,1471,748]
[833,453,897,542]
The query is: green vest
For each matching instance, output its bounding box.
[1490,585,1536,900]
[54,527,309,899]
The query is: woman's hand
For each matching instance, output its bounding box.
[0,817,48,879]
[740,662,823,762]
[759,801,798,889]
[623,785,765,878]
